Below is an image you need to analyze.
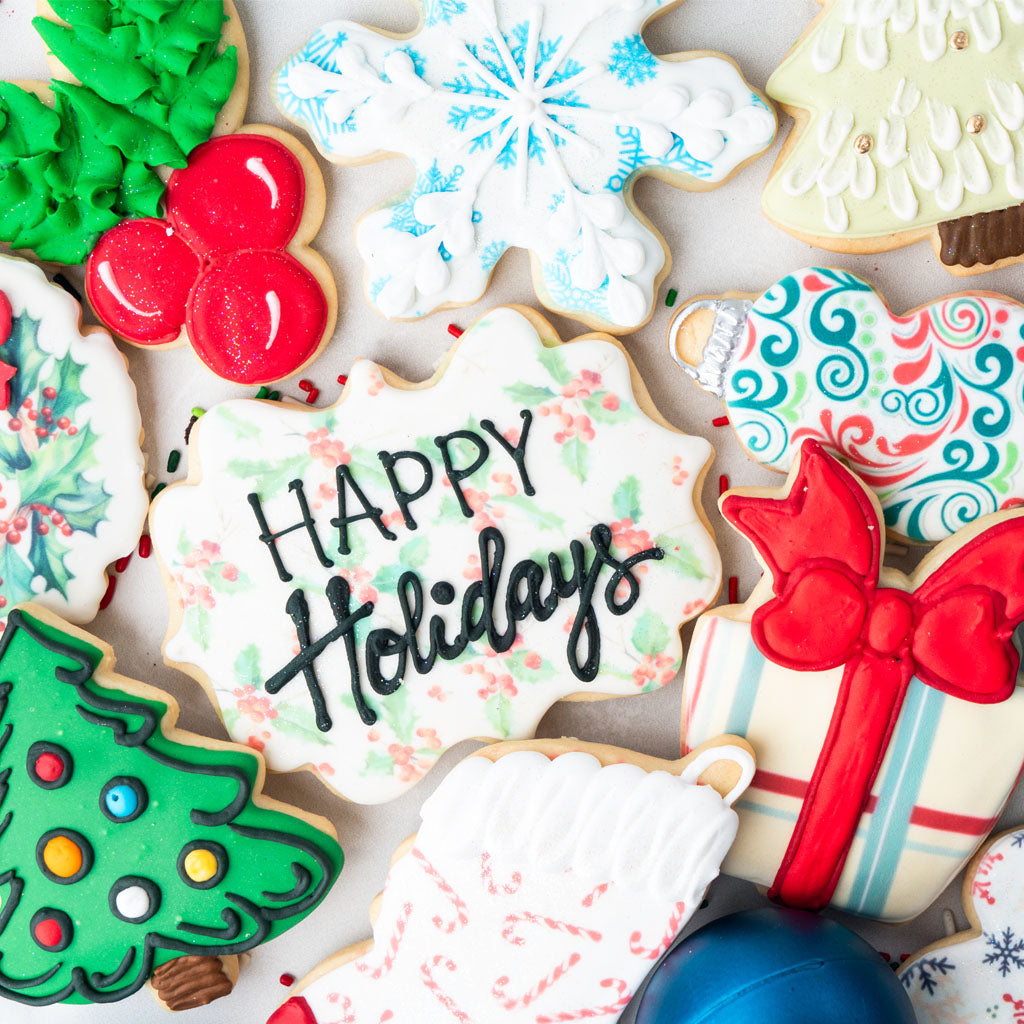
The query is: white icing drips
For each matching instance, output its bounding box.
[264,291,281,350]
[97,261,159,318]
[891,77,921,116]
[783,157,824,196]
[812,18,847,72]
[246,157,280,209]
[956,137,993,193]
[887,165,919,219]
[983,118,1014,163]
[909,140,943,188]
[928,98,962,150]
[989,76,1024,130]
[818,104,855,154]
[878,116,909,166]
[825,192,850,231]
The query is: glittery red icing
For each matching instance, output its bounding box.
[85,135,327,385]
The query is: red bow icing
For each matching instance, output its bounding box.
[722,440,1024,910]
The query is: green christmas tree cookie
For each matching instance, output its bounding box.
[0,605,343,1009]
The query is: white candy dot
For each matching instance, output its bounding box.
[115,885,150,920]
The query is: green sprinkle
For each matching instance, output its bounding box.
[255,386,269,399]
[191,406,206,418]
[269,391,280,401]
[166,449,181,473]
[150,482,167,500]
[665,288,678,307]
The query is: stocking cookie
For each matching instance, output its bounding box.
[0,605,342,1009]
[149,306,722,803]
[901,827,1024,1023]
[1,0,247,264]
[0,254,146,625]
[670,267,1024,544]
[273,0,775,332]
[84,126,337,385]
[266,736,754,1024]
[763,1,1024,273]
[683,439,1024,921]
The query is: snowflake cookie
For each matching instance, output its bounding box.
[149,306,721,803]
[0,255,147,625]
[901,828,1024,1023]
[273,0,775,332]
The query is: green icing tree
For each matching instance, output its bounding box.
[0,0,238,263]
[0,608,343,1006]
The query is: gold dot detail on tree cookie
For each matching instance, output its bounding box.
[950,30,969,49]
[854,133,873,154]
[966,114,985,134]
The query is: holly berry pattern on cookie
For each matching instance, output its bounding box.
[273,0,775,332]
[85,130,335,385]
[0,605,342,1008]
[149,307,721,803]
[0,255,146,626]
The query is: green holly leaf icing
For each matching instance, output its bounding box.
[0,609,342,1006]
[612,475,642,521]
[560,435,590,483]
[631,608,670,657]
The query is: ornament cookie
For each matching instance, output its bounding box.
[266,736,754,1024]
[682,439,1024,921]
[0,0,247,264]
[273,0,775,332]
[84,126,337,385]
[901,827,1024,1023]
[0,254,146,625]
[149,306,722,803]
[763,0,1024,273]
[0,605,342,1009]
[670,267,1024,544]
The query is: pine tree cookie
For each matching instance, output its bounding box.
[0,254,146,626]
[0,604,343,1009]
[1,0,248,265]
[266,736,754,1024]
[763,1,1024,273]
[272,0,775,333]
[149,305,722,804]
[670,267,1024,544]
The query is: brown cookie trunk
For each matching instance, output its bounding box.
[151,954,235,1011]
[938,202,1024,268]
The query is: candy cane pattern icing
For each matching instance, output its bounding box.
[901,827,1024,1023]
[273,0,775,332]
[671,267,1024,544]
[763,0,1024,272]
[85,129,336,385]
[0,254,147,625]
[148,306,721,803]
[266,739,754,1024]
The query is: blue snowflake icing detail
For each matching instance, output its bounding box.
[983,927,1024,976]
[388,161,466,237]
[480,240,506,270]
[900,956,956,995]
[423,0,466,26]
[608,34,657,87]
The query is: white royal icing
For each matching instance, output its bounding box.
[97,261,159,319]
[273,0,774,329]
[150,308,721,803]
[246,156,280,209]
[296,746,752,1023]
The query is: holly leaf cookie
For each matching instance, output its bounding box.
[763,0,1024,273]
[272,0,775,333]
[0,254,147,626]
[669,267,1024,544]
[149,306,722,803]
[0,605,342,1010]
[266,736,754,1024]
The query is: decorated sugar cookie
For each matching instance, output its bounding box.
[901,827,1024,1023]
[0,254,146,625]
[683,439,1024,922]
[671,267,1024,544]
[1,0,247,264]
[273,0,775,332]
[763,1,1024,273]
[149,306,722,803]
[84,127,337,385]
[266,736,754,1024]
[0,605,342,1009]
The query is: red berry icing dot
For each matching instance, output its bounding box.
[34,752,64,783]
[34,917,63,948]
[86,218,201,345]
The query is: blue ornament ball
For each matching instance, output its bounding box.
[636,907,916,1024]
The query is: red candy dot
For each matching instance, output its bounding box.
[996,308,1010,324]
[42,387,56,399]
[34,752,64,782]
[34,918,63,948]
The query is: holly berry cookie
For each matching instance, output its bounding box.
[0,254,146,626]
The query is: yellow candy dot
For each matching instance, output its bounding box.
[43,836,82,878]
[184,848,218,883]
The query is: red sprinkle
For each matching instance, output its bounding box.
[447,323,464,338]
[305,388,319,405]
[719,474,730,496]
[728,576,738,604]
[138,535,152,559]
[337,374,348,386]
[99,576,117,611]
[279,973,296,987]
[114,554,131,574]
[298,379,313,393]
[712,415,730,427]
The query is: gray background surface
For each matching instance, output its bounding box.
[2,0,1023,1019]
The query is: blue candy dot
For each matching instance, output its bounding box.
[105,784,139,818]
